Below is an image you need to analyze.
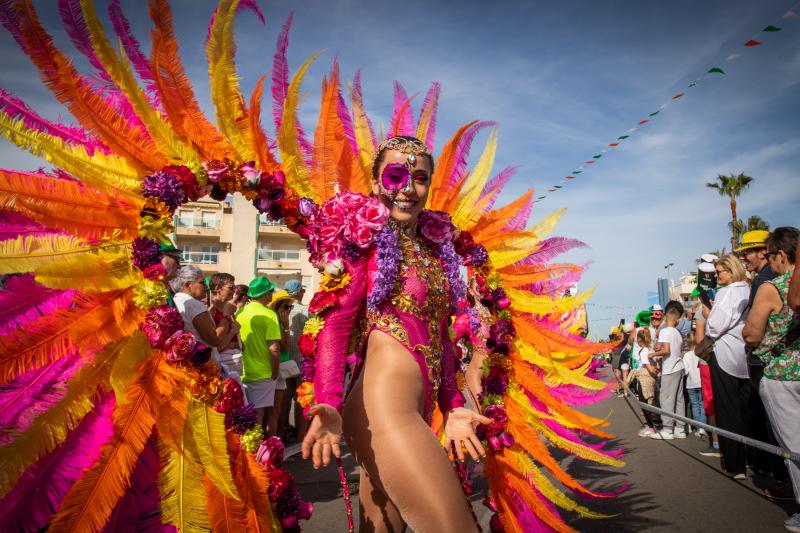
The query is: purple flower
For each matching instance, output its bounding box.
[142,171,185,210]
[483,370,509,396]
[298,197,318,218]
[301,358,316,381]
[437,239,467,311]
[490,319,516,342]
[228,403,258,433]
[367,226,401,310]
[468,245,488,267]
[380,162,410,192]
[141,306,183,348]
[132,237,163,270]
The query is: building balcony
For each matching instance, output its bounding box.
[181,251,220,265]
[175,219,221,237]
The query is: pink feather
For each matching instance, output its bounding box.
[57,0,112,85]
[519,237,587,265]
[0,210,55,241]
[507,486,554,532]
[108,0,162,111]
[0,0,25,50]
[0,392,115,532]
[0,352,82,445]
[539,415,624,461]
[504,193,534,231]
[448,120,495,186]
[102,436,169,532]
[417,82,440,150]
[0,274,76,336]
[522,271,583,297]
[478,165,517,211]
[271,12,293,130]
[0,89,110,155]
[351,70,376,149]
[388,81,415,138]
[332,62,358,156]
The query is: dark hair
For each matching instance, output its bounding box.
[766,226,798,263]
[665,300,684,318]
[370,136,435,180]
[209,272,235,292]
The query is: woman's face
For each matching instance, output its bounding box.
[214,282,235,303]
[372,149,431,224]
[185,276,207,301]
[715,264,733,286]
[767,249,792,275]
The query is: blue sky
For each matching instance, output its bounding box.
[2,0,799,338]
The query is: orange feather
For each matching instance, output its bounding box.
[12,0,165,173]
[148,0,234,161]
[498,263,584,288]
[427,121,478,211]
[249,75,280,173]
[468,190,534,240]
[48,350,180,532]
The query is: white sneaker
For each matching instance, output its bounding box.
[784,512,800,532]
[695,429,708,438]
[673,431,688,439]
[638,427,655,438]
[649,430,674,440]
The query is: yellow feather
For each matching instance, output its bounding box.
[185,398,240,500]
[109,331,153,405]
[451,128,497,228]
[277,52,322,201]
[159,437,212,532]
[80,0,199,165]
[206,0,255,161]
[34,247,140,292]
[509,449,612,519]
[527,208,566,240]
[0,114,140,199]
[514,339,606,391]
[348,80,376,183]
[0,338,129,497]
[0,235,131,277]
[505,286,595,317]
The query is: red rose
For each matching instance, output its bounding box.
[142,263,167,281]
[318,224,343,244]
[454,230,475,256]
[202,160,229,184]
[163,165,199,200]
[309,291,338,314]
[345,218,376,249]
[165,331,196,362]
[298,333,316,357]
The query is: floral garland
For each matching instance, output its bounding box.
[131,159,312,530]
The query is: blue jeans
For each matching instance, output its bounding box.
[687,387,707,425]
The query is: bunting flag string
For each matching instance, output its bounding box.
[534,3,799,203]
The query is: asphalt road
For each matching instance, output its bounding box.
[284,365,798,532]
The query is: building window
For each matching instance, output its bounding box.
[200,245,220,264]
[257,247,300,262]
[179,244,193,263]
[201,211,218,229]
[259,214,285,226]
[181,245,219,264]
[177,210,194,227]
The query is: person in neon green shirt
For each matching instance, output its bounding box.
[236,276,282,434]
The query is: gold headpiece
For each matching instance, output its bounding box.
[374,137,430,166]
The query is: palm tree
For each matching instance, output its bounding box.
[706,173,754,251]
[728,215,770,240]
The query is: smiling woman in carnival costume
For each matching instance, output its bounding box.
[0,1,622,532]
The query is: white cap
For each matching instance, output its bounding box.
[623,323,634,333]
[698,262,716,273]
[700,253,718,263]
[652,304,663,312]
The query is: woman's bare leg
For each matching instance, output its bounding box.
[343,331,478,533]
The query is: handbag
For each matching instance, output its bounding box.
[695,313,744,362]
[278,359,301,379]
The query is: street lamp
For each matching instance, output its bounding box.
[664,262,674,288]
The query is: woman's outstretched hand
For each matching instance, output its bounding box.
[444,407,492,462]
[301,404,343,468]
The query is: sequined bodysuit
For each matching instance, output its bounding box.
[312,229,465,422]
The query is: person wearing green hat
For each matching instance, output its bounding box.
[160,241,182,306]
[236,276,282,435]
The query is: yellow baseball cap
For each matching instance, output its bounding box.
[735,230,770,252]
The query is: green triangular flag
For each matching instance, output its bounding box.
[763,25,781,32]
[649,110,660,117]
[688,81,697,88]
[593,154,602,159]
[537,196,546,200]
[554,185,562,189]
[573,171,582,174]
[618,135,630,140]
[708,67,725,74]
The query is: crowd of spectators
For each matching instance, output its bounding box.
[608,227,800,532]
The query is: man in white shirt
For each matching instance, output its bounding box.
[649,304,686,439]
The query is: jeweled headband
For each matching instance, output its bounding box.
[374,136,430,166]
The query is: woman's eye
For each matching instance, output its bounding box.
[414,174,429,183]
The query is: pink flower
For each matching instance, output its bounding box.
[355,200,389,231]
[345,218,376,248]
[419,210,456,244]
[319,200,345,225]
[240,161,262,187]
[142,263,167,281]
[202,160,229,183]
[165,331,196,362]
[318,224,343,244]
